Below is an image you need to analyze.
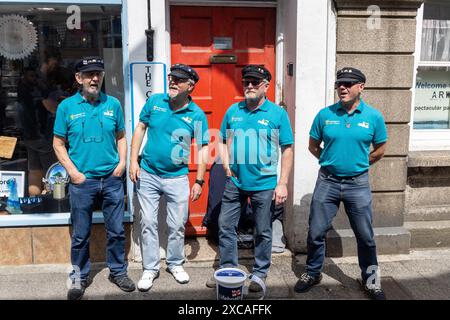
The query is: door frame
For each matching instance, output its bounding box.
[168,0,283,106]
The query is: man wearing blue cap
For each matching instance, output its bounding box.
[53,56,135,300]
[206,64,294,293]
[294,67,388,300]
[129,63,209,291]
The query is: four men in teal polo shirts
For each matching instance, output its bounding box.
[53,58,386,299]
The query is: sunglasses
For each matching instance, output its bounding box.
[335,81,361,89]
[242,79,265,87]
[168,75,192,84]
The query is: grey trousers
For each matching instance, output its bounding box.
[136,169,189,272]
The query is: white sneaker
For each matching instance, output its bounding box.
[137,270,159,292]
[168,265,190,284]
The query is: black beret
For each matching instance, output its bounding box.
[75,56,104,72]
[169,63,199,83]
[336,67,366,83]
[242,65,271,82]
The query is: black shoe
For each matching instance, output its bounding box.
[67,277,92,300]
[294,273,322,293]
[364,285,386,300]
[248,275,266,293]
[108,274,136,292]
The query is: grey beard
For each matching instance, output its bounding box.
[84,90,100,101]
[245,97,260,106]
[170,92,188,104]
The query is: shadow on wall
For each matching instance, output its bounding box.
[290,194,346,257]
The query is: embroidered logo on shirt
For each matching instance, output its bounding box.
[357,121,370,129]
[153,105,167,112]
[258,119,269,126]
[325,120,340,125]
[103,110,114,117]
[70,112,85,120]
[182,116,192,124]
[231,117,243,122]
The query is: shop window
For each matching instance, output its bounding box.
[413,1,450,130]
[0,4,124,214]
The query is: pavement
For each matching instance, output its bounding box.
[0,244,449,300]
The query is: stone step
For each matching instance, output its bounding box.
[131,236,293,267]
[405,205,450,222]
[325,226,411,257]
[404,220,450,249]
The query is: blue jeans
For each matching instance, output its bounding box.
[69,174,127,281]
[218,178,274,278]
[306,168,378,283]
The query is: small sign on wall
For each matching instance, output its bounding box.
[130,62,167,132]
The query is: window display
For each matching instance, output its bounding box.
[413,0,450,129]
[0,4,124,214]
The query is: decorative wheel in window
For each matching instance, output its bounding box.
[0,14,37,60]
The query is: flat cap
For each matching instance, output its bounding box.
[169,63,199,83]
[242,64,272,82]
[75,56,104,73]
[336,67,366,83]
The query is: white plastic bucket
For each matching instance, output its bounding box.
[214,268,247,300]
[214,268,267,300]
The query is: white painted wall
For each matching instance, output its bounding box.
[123,0,172,261]
[284,0,336,251]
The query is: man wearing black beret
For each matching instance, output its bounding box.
[129,63,209,291]
[54,56,135,299]
[206,64,294,294]
[295,67,388,300]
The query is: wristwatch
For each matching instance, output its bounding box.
[195,179,204,187]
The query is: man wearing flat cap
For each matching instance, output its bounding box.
[53,56,135,299]
[129,63,209,291]
[206,64,294,293]
[294,67,388,300]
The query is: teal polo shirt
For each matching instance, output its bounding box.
[139,93,210,177]
[220,99,294,191]
[309,99,388,177]
[54,92,125,178]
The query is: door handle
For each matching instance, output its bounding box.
[210,54,237,64]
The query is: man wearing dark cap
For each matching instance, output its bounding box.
[54,56,135,300]
[206,64,294,293]
[294,67,388,300]
[129,63,209,291]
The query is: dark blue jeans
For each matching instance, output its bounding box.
[69,174,127,281]
[306,168,378,283]
[218,178,274,278]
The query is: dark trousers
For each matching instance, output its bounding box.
[306,168,378,283]
[218,177,274,278]
[69,174,127,281]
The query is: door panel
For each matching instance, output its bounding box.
[171,6,276,236]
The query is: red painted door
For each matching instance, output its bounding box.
[170,6,276,236]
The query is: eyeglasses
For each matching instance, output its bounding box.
[80,71,105,78]
[334,81,361,89]
[82,117,104,143]
[242,79,265,87]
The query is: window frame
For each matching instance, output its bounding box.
[0,0,131,226]
[410,3,450,151]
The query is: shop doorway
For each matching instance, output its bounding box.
[170,6,276,235]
